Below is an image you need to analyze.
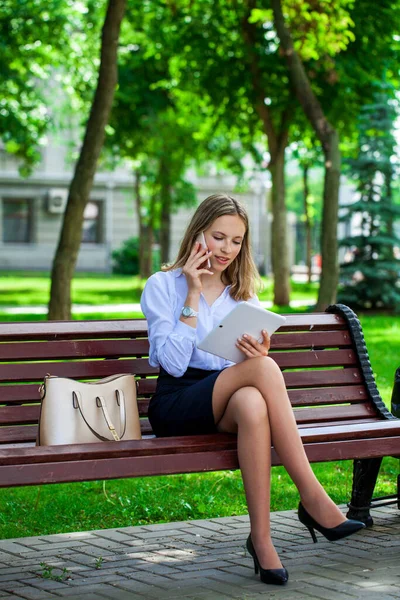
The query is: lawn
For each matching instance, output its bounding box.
[0,272,398,539]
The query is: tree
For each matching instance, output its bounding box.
[48,0,126,320]
[271,0,349,309]
[0,0,93,174]
[338,83,400,310]
[271,0,400,308]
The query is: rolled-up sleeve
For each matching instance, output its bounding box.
[140,273,196,377]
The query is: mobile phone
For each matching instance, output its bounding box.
[195,231,211,268]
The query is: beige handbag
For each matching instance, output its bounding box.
[37,374,142,446]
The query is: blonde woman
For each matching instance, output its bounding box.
[140,194,365,586]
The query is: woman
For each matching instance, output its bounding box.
[140,193,365,586]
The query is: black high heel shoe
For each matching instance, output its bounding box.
[246,535,288,585]
[298,502,365,543]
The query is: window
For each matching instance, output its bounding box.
[82,201,103,244]
[2,199,33,243]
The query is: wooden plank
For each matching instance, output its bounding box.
[272,349,357,369]
[1,382,369,409]
[293,404,377,424]
[0,349,359,383]
[0,320,148,341]
[0,432,399,487]
[0,313,347,342]
[0,396,374,428]
[0,378,159,404]
[271,330,352,350]
[0,339,150,361]
[0,425,37,444]
[0,359,158,383]
[0,405,40,425]
[288,386,368,406]
[0,331,354,362]
[1,420,399,466]
[0,355,360,385]
[283,369,363,388]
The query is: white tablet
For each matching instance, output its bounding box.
[197,301,286,363]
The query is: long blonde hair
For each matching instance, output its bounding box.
[163,193,261,301]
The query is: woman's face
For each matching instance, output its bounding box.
[203,214,246,273]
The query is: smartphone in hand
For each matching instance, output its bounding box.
[195,231,211,268]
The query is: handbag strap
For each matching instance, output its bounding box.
[115,389,127,438]
[72,391,126,442]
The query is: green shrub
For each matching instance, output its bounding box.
[112,237,140,275]
[112,238,161,275]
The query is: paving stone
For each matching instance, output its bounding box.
[0,506,398,600]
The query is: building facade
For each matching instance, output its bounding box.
[0,141,280,274]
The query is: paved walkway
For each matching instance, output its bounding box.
[0,505,398,600]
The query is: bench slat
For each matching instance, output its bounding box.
[0,401,375,428]
[1,420,399,466]
[0,401,154,424]
[0,366,363,394]
[0,433,399,487]
[293,404,377,423]
[0,339,150,361]
[272,330,352,349]
[0,314,347,342]
[0,331,353,363]
[0,320,149,341]
[0,382,368,407]
[0,359,158,383]
[0,379,159,404]
[0,351,360,384]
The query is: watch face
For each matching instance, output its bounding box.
[182,306,192,317]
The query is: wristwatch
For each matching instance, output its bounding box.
[181,306,199,318]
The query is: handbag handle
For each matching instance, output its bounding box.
[72,390,126,442]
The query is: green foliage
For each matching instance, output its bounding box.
[339,82,400,310]
[111,237,140,275]
[111,237,160,275]
[38,562,70,582]
[0,0,102,174]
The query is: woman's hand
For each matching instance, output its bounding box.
[236,330,270,359]
[182,242,213,293]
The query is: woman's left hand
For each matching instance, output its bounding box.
[236,330,270,359]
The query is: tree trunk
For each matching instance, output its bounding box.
[272,0,340,310]
[159,158,171,265]
[318,131,341,308]
[270,150,291,305]
[242,3,291,306]
[302,165,313,284]
[47,0,126,320]
[134,171,153,279]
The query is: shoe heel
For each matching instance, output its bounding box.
[253,558,259,575]
[307,525,318,543]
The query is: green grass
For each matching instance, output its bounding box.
[0,272,399,539]
[0,272,146,307]
[0,272,318,307]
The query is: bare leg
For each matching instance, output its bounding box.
[217,386,283,569]
[212,357,346,565]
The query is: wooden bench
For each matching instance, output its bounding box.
[1,303,399,528]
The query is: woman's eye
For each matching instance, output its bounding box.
[233,241,241,245]
[214,237,223,241]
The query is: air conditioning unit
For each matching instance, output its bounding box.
[47,189,68,214]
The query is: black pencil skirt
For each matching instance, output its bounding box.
[148,366,225,437]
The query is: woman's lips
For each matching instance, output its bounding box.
[215,256,229,264]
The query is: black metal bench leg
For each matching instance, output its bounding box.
[346,457,383,527]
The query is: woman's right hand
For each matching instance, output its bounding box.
[182,243,213,293]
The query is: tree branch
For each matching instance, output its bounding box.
[271,0,334,153]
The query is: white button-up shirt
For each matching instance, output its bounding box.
[140,268,260,377]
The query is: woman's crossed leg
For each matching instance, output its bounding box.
[212,356,346,569]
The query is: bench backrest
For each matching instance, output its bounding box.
[0,309,388,447]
